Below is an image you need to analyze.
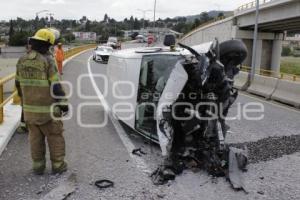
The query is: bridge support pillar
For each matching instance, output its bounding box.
[254,39,263,73]
[271,35,283,77]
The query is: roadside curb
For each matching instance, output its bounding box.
[0,101,21,156]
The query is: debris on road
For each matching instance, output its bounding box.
[257,191,265,195]
[40,173,77,200]
[150,166,176,185]
[132,148,147,157]
[94,179,114,189]
[228,147,248,192]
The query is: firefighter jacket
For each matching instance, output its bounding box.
[16,50,66,125]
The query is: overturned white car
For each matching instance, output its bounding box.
[106,37,248,190]
[93,46,113,63]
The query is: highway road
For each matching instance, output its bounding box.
[0,44,299,200]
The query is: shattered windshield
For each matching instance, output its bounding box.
[136,54,182,140]
[139,54,182,96]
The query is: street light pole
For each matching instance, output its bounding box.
[153,0,157,31]
[36,10,49,19]
[35,10,49,29]
[46,13,54,27]
[250,0,260,82]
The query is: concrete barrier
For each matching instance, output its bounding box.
[271,79,300,108]
[247,75,279,99]
[234,71,248,89]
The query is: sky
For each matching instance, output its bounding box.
[0,0,252,21]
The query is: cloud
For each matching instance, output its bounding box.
[42,0,66,4]
[0,0,251,21]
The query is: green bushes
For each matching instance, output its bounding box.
[282,46,292,56]
[9,31,32,46]
[293,48,300,57]
[62,32,75,43]
[281,57,300,75]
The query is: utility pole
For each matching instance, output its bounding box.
[250,0,260,82]
[46,13,54,27]
[153,0,157,35]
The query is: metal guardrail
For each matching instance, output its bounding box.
[0,44,96,124]
[0,74,18,123]
[64,44,96,59]
[236,0,274,12]
[240,66,300,82]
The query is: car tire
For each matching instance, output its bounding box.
[219,40,248,65]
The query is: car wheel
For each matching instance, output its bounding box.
[219,40,248,66]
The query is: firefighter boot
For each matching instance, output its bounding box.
[52,161,68,174]
[33,159,46,175]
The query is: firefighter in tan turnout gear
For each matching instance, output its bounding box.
[15,28,69,175]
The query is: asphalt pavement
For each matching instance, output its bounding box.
[0,44,299,200]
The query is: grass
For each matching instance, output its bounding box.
[280,56,300,75]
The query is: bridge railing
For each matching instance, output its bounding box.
[236,0,274,12]
[0,44,96,124]
[240,66,300,82]
[0,73,18,123]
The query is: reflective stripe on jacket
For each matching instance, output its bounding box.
[16,50,62,125]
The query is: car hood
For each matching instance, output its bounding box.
[95,51,112,56]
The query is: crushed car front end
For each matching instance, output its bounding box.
[149,39,249,191]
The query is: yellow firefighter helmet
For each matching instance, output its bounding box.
[31,28,56,45]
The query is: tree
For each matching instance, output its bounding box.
[8,20,14,45]
[9,30,31,46]
[192,18,201,29]
[133,18,140,29]
[282,46,291,56]
[103,14,109,23]
[63,32,75,43]
[200,12,210,22]
[85,20,91,31]
[218,12,224,18]
[79,16,87,24]
[129,16,134,29]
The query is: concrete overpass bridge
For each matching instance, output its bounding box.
[180,0,300,75]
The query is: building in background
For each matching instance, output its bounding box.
[73,32,97,42]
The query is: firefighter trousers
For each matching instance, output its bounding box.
[27,120,65,165]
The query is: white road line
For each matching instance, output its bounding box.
[87,55,193,200]
[240,92,300,114]
[87,56,151,174]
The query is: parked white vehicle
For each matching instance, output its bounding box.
[107,37,119,49]
[136,35,146,43]
[93,46,113,63]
